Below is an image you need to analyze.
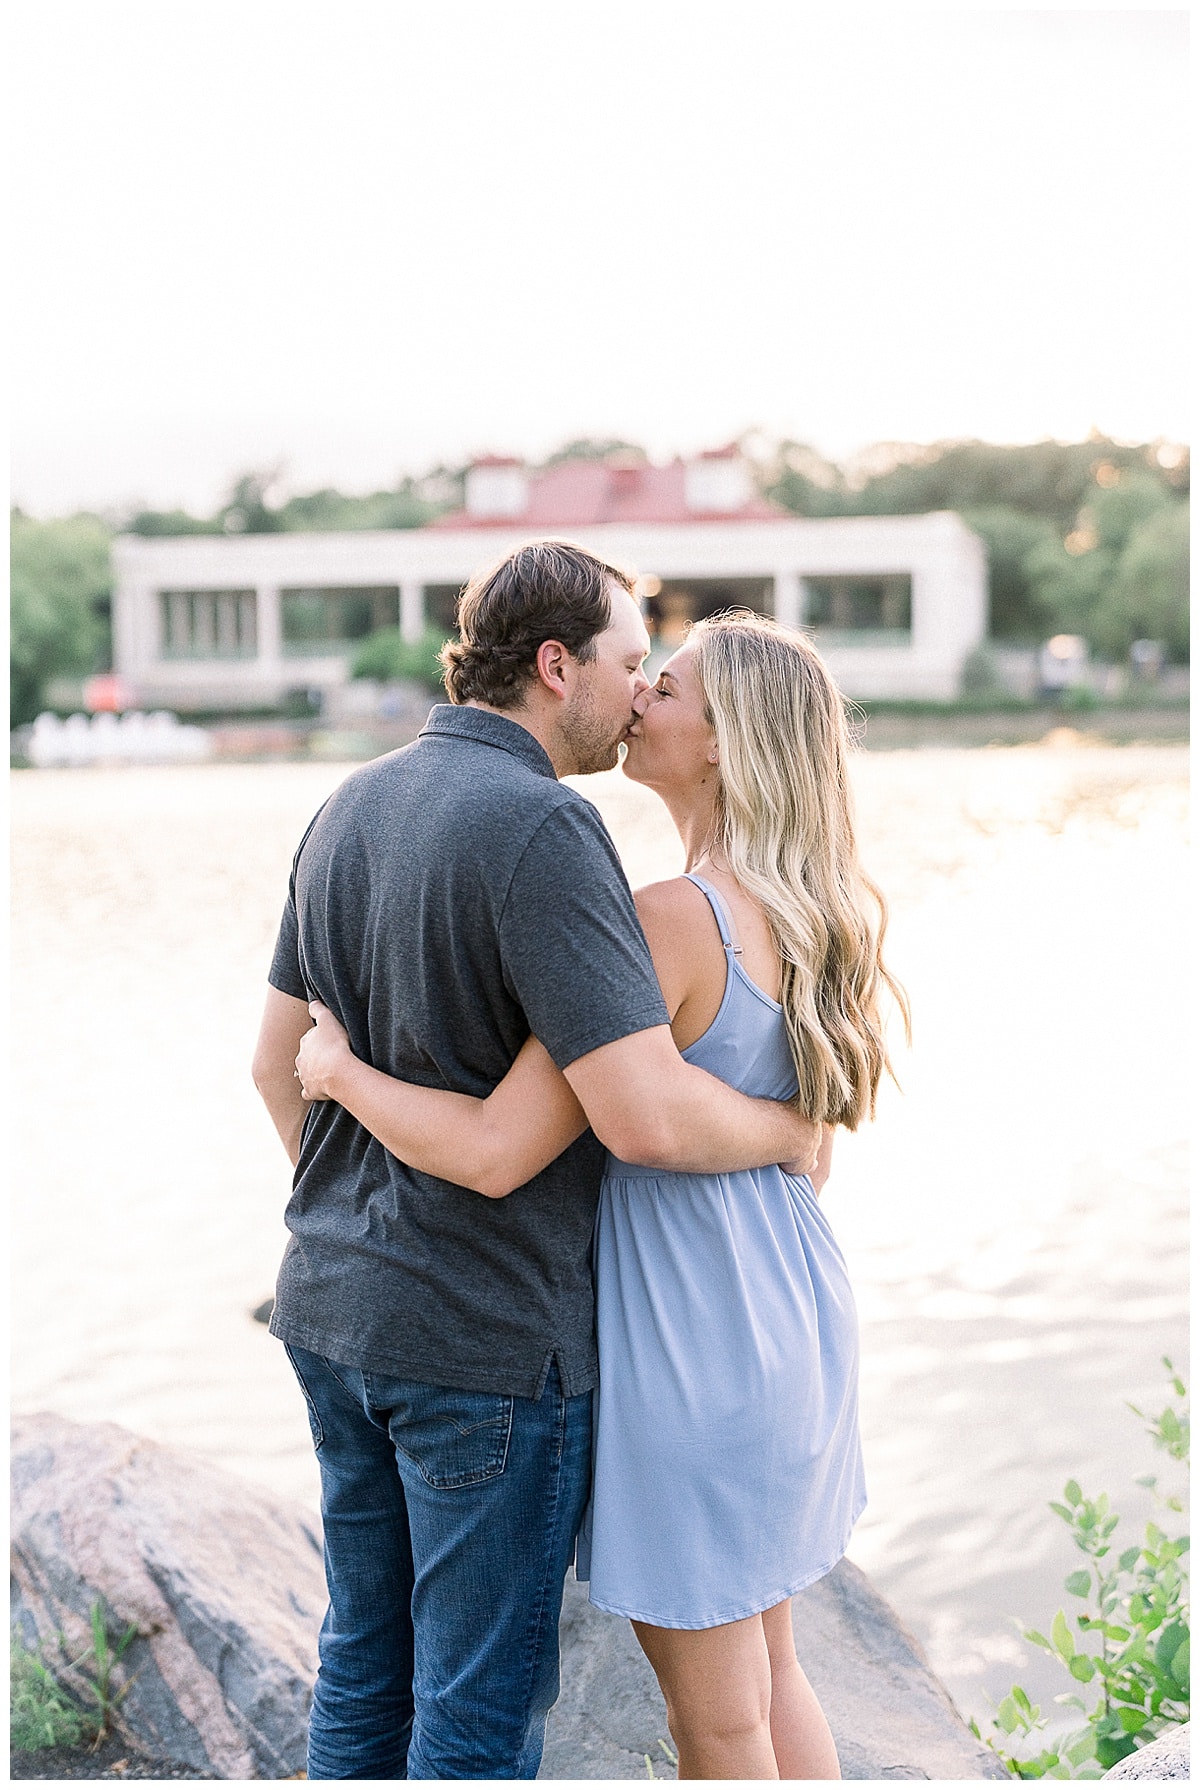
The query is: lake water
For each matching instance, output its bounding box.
[10,740,1189,1739]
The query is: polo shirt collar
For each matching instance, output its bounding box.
[419,704,559,781]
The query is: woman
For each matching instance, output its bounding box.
[295,613,906,1779]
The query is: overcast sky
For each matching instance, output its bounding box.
[11,5,1189,516]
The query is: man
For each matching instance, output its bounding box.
[252,540,819,1780]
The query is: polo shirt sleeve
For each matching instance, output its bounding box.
[498,795,670,1071]
[267,806,326,1001]
[268,884,308,1000]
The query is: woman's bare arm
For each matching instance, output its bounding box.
[808,1126,835,1195]
[295,1004,587,1199]
[252,987,316,1166]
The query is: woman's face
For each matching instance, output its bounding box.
[622,637,719,794]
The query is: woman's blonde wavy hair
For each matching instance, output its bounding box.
[690,611,909,1129]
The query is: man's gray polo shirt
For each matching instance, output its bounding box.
[267,704,669,1398]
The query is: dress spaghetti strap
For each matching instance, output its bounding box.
[683,872,743,956]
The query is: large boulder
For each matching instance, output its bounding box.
[13,1413,1003,1781]
[10,1413,324,1779]
[541,1564,1007,1780]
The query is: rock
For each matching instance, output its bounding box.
[1103,1723,1191,1780]
[12,1414,1003,1781]
[10,1413,324,1780]
[540,1561,1007,1780]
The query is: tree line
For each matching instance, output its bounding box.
[10,435,1189,726]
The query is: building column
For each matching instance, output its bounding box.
[773,569,803,629]
[401,580,425,644]
[256,584,283,668]
[114,579,153,684]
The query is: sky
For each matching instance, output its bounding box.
[10,4,1190,517]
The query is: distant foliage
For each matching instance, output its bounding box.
[1100,503,1190,663]
[758,436,1190,654]
[10,510,110,725]
[974,1361,1189,1779]
[959,507,1059,640]
[129,468,450,538]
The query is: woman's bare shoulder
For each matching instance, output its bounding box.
[634,876,718,963]
[633,875,711,929]
[634,877,726,1028]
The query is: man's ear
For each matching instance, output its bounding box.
[534,639,571,699]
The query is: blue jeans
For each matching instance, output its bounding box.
[285,1345,592,1780]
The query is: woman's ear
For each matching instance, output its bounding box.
[706,739,720,766]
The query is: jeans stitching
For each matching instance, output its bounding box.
[393,1396,514,1490]
[283,1344,325,1451]
[514,1378,574,1761]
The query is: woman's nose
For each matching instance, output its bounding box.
[631,685,652,717]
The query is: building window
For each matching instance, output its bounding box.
[804,575,912,634]
[280,587,401,656]
[160,590,258,659]
[424,584,465,632]
[645,578,774,650]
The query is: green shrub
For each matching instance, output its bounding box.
[974,1361,1189,1778]
[10,511,111,725]
[959,645,1008,699]
[9,1602,138,1754]
[10,1637,92,1751]
[350,626,448,691]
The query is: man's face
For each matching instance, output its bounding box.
[561,587,652,775]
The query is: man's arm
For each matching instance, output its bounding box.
[562,1027,821,1175]
[252,986,313,1166]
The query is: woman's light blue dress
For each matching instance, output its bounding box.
[575,874,866,1629]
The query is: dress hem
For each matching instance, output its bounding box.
[583,1504,867,1631]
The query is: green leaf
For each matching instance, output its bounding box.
[1024,1628,1052,1651]
[1064,1480,1083,1507]
[1095,1733,1138,1770]
[1169,1637,1189,1690]
[1049,1502,1073,1523]
[1065,1732,1098,1765]
[1154,1622,1187,1671]
[1012,1686,1034,1716]
[1068,1654,1096,1682]
[1051,1611,1075,1660]
[1119,1547,1141,1572]
[1064,1570,1092,1598]
[1117,1708,1149,1734]
[997,1695,1020,1734]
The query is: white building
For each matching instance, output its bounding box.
[110,450,987,710]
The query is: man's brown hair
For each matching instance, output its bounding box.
[440,540,636,710]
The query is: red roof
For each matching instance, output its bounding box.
[429,456,785,530]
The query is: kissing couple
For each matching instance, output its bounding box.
[253,539,904,1780]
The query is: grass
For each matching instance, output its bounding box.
[10,1603,138,1753]
[10,1639,92,1752]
